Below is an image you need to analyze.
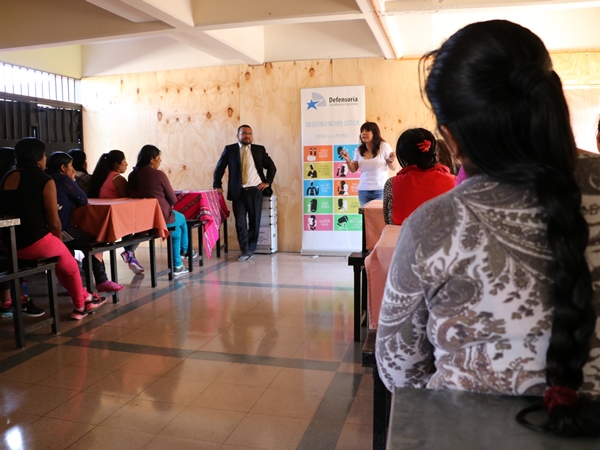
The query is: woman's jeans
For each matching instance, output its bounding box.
[167,210,188,267]
[358,189,383,207]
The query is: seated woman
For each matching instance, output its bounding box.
[0,138,106,320]
[89,150,144,274]
[376,20,600,436]
[46,152,123,293]
[382,129,455,225]
[128,145,191,277]
[0,147,43,317]
[436,138,460,175]
[68,148,92,195]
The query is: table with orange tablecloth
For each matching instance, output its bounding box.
[71,198,168,242]
[173,190,229,260]
[363,199,385,251]
[365,224,401,329]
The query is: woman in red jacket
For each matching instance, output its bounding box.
[383,128,456,225]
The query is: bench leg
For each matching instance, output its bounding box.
[83,252,93,296]
[353,263,362,342]
[373,366,391,450]
[10,281,25,348]
[167,234,173,281]
[187,224,194,272]
[46,268,59,334]
[149,238,157,288]
[361,266,368,329]
[197,225,204,267]
[109,249,119,304]
[223,218,228,253]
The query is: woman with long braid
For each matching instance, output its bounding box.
[376,20,600,436]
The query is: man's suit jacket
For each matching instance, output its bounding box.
[213,143,277,201]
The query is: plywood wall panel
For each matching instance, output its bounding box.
[81,53,600,253]
[238,60,333,252]
[153,66,241,191]
[552,52,600,86]
[82,72,159,170]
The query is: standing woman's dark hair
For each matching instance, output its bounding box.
[396,128,437,170]
[358,122,383,157]
[0,147,16,180]
[88,150,126,198]
[424,20,598,436]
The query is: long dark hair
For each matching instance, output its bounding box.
[68,149,87,173]
[396,128,437,170]
[424,20,598,436]
[436,139,458,175]
[88,150,126,198]
[134,145,161,169]
[46,152,73,173]
[0,147,16,180]
[129,145,161,191]
[15,137,45,169]
[358,122,384,157]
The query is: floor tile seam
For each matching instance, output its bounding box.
[297,372,364,449]
[193,278,353,292]
[0,343,58,373]
[59,337,343,373]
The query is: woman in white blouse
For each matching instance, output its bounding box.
[340,122,397,206]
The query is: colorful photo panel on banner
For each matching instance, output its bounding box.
[304,179,332,197]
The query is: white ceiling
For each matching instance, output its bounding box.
[1,0,600,77]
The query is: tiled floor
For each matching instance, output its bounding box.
[0,248,373,449]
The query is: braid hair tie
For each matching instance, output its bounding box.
[543,385,578,412]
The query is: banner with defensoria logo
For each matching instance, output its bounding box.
[300,86,365,256]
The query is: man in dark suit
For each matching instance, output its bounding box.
[214,125,277,261]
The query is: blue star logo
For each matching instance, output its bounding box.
[306,93,326,110]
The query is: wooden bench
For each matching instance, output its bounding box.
[0,219,60,348]
[362,328,391,450]
[0,256,59,349]
[66,231,164,302]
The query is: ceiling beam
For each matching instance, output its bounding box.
[355,0,399,58]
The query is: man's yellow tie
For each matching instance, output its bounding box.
[241,146,248,185]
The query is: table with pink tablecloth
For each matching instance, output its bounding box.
[174,190,229,259]
[365,224,401,329]
[71,198,169,242]
[363,199,385,251]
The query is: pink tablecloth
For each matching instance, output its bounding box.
[71,198,168,242]
[363,199,385,251]
[174,190,229,258]
[365,224,401,329]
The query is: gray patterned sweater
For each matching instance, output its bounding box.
[376,152,600,396]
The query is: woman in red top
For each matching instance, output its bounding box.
[383,128,456,225]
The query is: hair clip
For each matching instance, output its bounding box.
[417,140,432,153]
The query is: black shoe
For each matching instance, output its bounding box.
[21,298,45,317]
[181,249,198,260]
